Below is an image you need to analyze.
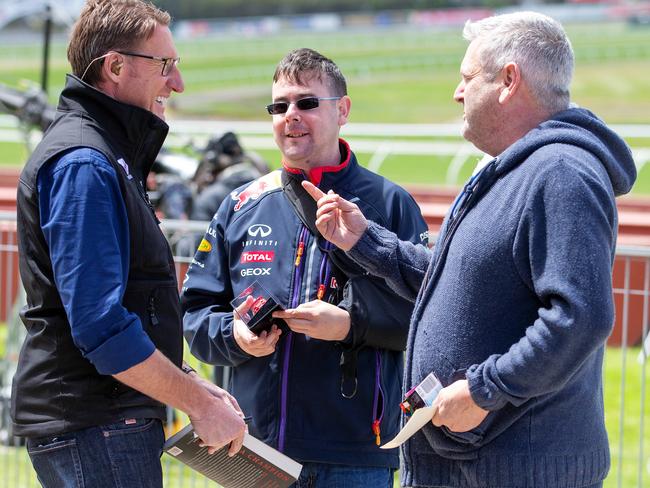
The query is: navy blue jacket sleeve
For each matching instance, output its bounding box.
[181,205,252,367]
[348,220,432,302]
[38,148,155,375]
[338,189,429,351]
[466,156,617,410]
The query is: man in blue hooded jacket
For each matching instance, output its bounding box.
[304,12,637,488]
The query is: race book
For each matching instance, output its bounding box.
[164,424,302,488]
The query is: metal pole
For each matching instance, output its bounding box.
[41,4,52,94]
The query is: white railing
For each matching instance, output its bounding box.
[1,116,649,187]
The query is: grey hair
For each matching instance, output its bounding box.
[463,11,574,113]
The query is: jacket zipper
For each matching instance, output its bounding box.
[403,162,494,465]
[278,225,310,452]
[131,174,160,224]
[371,350,385,446]
[148,295,159,326]
[417,163,493,305]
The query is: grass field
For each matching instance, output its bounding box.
[2,22,650,122]
[1,21,650,193]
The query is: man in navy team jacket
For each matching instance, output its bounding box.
[182,48,429,487]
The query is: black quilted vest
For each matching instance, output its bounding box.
[12,75,182,437]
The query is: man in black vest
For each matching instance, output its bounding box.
[12,1,245,486]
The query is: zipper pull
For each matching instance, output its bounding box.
[372,420,381,446]
[294,241,305,267]
[148,296,159,326]
[317,284,326,300]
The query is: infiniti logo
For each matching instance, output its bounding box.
[248,224,272,238]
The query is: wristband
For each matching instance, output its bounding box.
[181,363,196,375]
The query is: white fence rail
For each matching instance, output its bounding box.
[1,116,649,185]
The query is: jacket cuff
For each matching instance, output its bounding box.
[85,318,156,375]
[347,221,392,267]
[466,357,508,411]
[336,302,359,348]
[223,318,254,364]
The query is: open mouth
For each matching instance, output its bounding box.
[286,132,307,138]
[155,96,167,107]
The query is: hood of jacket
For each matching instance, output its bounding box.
[493,107,636,196]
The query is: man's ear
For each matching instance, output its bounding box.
[100,52,123,83]
[111,61,123,75]
[498,62,521,104]
[337,95,352,126]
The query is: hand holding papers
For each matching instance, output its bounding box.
[380,371,442,449]
[380,405,438,449]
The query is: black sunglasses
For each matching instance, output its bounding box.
[266,96,341,115]
[116,51,180,76]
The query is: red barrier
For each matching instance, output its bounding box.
[0,220,19,323]
[610,256,649,347]
[1,182,649,346]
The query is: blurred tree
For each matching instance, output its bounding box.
[152,0,517,19]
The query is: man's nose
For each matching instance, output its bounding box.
[168,65,184,93]
[453,81,464,103]
[284,101,301,120]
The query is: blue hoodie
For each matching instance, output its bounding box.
[348,108,637,488]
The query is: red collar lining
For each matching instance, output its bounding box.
[282,139,351,186]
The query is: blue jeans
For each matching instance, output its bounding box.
[292,462,394,488]
[26,418,164,488]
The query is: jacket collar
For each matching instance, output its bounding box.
[282,139,355,188]
[56,74,169,180]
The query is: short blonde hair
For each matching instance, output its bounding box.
[67,0,171,86]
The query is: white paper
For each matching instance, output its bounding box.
[380,405,438,449]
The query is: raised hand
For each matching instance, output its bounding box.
[233,295,282,357]
[273,300,351,341]
[301,180,368,251]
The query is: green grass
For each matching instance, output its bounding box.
[0,323,5,358]
[0,143,27,167]
[2,21,650,193]
[2,22,650,122]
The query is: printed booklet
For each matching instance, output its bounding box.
[164,424,302,488]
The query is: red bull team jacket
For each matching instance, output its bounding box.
[181,140,428,468]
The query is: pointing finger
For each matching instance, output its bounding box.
[301,180,325,202]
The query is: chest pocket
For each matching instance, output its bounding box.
[123,176,172,272]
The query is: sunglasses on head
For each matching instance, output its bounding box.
[266,96,341,115]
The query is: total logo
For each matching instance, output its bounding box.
[240,268,271,277]
[241,251,274,263]
[248,224,272,238]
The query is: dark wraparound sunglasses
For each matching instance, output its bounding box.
[116,51,180,76]
[266,97,341,115]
